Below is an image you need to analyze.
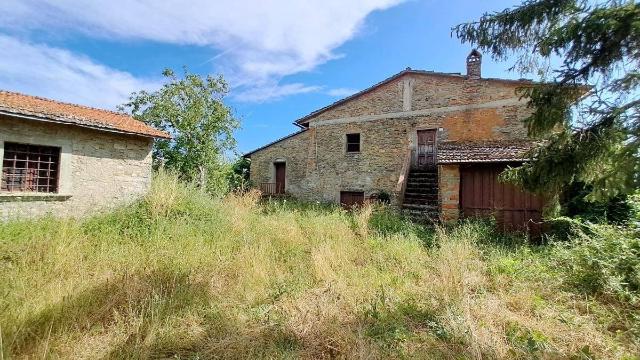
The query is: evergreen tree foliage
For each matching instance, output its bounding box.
[454,0,640,200]
[121,68,239,191]
[563,181,633,223]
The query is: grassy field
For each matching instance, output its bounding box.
[1,173,638,359]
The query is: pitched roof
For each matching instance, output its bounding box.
[294,68,535,125]
[437,139,540,164]
[243,129,307,158]
[0,90,170,139]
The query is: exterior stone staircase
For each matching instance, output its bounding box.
[401,167,439,222]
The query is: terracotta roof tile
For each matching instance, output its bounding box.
[437,139,540,163]
[0,90,170,139]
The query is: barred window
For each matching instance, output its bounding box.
[1,142,60,193]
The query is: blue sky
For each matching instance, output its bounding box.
[0,0,525,155]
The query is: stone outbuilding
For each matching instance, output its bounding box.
[245,50,545,233]
[0,90,170,220]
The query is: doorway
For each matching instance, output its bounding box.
[415,129,437,168]
[274,162,286,194]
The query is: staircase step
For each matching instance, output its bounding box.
[406,180,438,185]
[403,200,438,207]
[402,203,439,211]
[408,174,438,179]
[404,188,438,197]
[402,167,440,224]
[407,178,438,183]
[409,168,438,173]
[403,210,440,222]
[406,183,438,190]
[404,192,438,199]
[403,200,438,206]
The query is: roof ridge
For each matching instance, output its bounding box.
[0,90,130,118]
[294,68,536,125]
[243,129,307,157]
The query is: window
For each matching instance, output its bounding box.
[1,142,60,193]
[346,133,361,153]
[340,191,365,208]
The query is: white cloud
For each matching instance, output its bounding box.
[326,87,359,97]
[0,0,403,101]
[0,35,159,109]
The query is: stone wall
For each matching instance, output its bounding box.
[0,115,153,220]
[248,130,311,197]
[310,79,404,122]
[249,72,534,218]
[411,75,518,110]
[439,165,460,221]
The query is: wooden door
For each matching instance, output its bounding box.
[340,191,365,209]
[275,162,286,194]
[415,129,437,168]
[460,164,544,236]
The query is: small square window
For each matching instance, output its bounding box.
[346,133,360,153]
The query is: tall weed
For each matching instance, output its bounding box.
[0,174,637,358]
[550,219,640,302]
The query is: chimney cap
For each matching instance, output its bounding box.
[467,49,482,61]
[466,49,482,79]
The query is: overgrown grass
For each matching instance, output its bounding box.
[0,172,638,359]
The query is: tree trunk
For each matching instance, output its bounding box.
[198,165,207,190]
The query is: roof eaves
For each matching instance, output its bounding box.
[243,129,307,158]
[0,108,171,139]
[294,69,412,125]
[437,158,530,164]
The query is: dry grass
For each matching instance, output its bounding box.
[0,172,637,359]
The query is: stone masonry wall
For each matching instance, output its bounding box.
[0,115,153,220]
[249,72,534,219]
[308,78,404,122]
[439,164,460,221]
[248,130,311,197]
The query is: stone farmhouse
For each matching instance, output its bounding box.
[0,91,170,220]
[245,50,545,232]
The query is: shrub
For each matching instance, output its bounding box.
[545,216,596,242]
[551,220,640,302]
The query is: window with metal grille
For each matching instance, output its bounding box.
[346,133,360,153]
[1,142,61,193]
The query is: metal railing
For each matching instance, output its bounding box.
[260,182,285,195]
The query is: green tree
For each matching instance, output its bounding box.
[122,68,239,191]
[454,0,640,200]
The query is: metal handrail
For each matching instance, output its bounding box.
[260,182,285,195]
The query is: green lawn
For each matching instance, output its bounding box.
[1,173,638,359]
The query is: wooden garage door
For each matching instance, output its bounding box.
[460,164,544,235]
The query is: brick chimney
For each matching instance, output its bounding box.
[466,49,482,79]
